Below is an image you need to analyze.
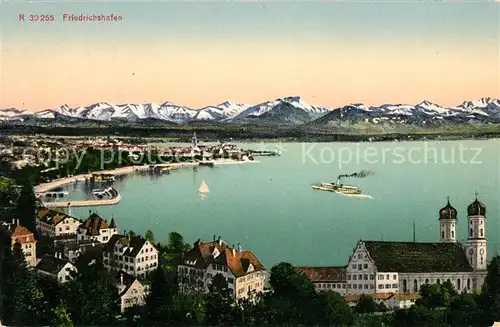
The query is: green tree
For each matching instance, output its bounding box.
[204,273,237,326]
[15,179,37,234]
[316,291,354,326]
[448,292,482,326]
[167,232,189,253]
[266,262,317,325]
[355,294,378,314]
[145,230,155,243]
[480,255,500,324]
[50,299,73,327]
[144,267,176,324]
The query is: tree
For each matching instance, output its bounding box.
[316,291,354,326]
[144,267,176,324]
[267,262,317,325]
[167,232,189,253]
[204,273,237,326]
[480,255,500,324]
[15,179,37,234]
[355,294,378,314]
[448,293,482,326]
[145,230,155,243]
[50,299,73,327]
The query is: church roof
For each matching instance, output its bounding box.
[296,266,346,282]
[468,198,486,217]
[363,241,473,273]
[439,199,457,220]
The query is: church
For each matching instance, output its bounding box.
[346,194,488,295]
[300,194,488,297]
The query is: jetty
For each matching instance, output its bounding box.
[43,194,121,208]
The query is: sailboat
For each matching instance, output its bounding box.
[199,180,209,194]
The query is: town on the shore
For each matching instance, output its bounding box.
[1,134,500,327]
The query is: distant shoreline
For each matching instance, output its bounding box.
[2,123,500,143]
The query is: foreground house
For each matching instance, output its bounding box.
[1,219,37,267]
[346,197,488,295]
[116,271,148,313]
[103,234,158,279]
[178,237,266,299]
[37,208,81,237]
[35,253,77,283]
[297,266,347,295]
[77,213,118,243]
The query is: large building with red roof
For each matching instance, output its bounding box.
[178,236,266,300]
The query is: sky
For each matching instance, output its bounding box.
[1,0,499,111]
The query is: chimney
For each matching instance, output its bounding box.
[11,218,14,225]
[16,219,19,226]
[213,234,216,241]
[232,246,236,257]
[120,272,124,285]
[218,236,222,246]
[238,243,242,252]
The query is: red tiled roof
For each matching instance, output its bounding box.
[80,213,110,236]
[296,266,346,282]
[37,208,78,226]
[187,240,265,278]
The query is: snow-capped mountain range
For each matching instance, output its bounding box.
[1,96,499,127]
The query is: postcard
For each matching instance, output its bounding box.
[0,0,499,326]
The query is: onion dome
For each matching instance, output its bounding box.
[468,194,486,216]
[439,198,457,220]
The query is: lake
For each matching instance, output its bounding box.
[60,139,499,269]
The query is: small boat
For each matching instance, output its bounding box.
[199,161,215,167]
[199,180,209,194]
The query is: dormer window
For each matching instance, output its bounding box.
[212,248,220,258]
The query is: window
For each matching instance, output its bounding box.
[436,279,441,285]
[342,284,346,289]
[386,284,390,289]
[370,284,374,289]
[378,284,383,289]
[332,284,336,289]
[413,280,418,292]
[467,278,471,290]
[348,274,351,280]
[393,284,398,288]
[451,231,454,238]
[353,284,357,289]
[348,284,352,289]
[457,279,461,290]
[441,231,445,239]
[425,279,429,284]
[352,264,356,269]
[363,264,368,269]
[358,274,362,280]
[228,278,234,284]
[358,254,362,259]
[470,228,473,237]
[223,266,228,272]
[357,264,362,270]
[393,274,397,280]
[146,256,149,261]
[481,229,484,237]
[328,284,332,289]
[403,279,407,292]
[364,274,368,280]
[379,274,384,280]
[386,274,389,280]
[353,275,357,280]
[364,284,368,289]
[370,274,374,280]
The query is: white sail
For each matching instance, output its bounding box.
[199,180,209,193]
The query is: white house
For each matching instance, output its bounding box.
[35,253,77,283]
[37,208,81,238]
[77,213,118,243]
[103,234,158,279]
[296,266,347,295]
[178,236,266,300]
[1,219,37,267]
[116,271,148,313]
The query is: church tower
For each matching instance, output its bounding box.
[439,197,457,243]
[465,193,487,271]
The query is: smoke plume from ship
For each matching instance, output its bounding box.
[337,170,375,180]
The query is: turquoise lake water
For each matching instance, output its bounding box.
[59,140,500,268]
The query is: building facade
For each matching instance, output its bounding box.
[77,213,118,243]
[1,220,37,267]
[300,195,488,301]
[297,266,347,295]
[103,234,159,279]
[178,237,266,300]
[35,253,78,283]
[37,208,81,237]
[116,271,148,313]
